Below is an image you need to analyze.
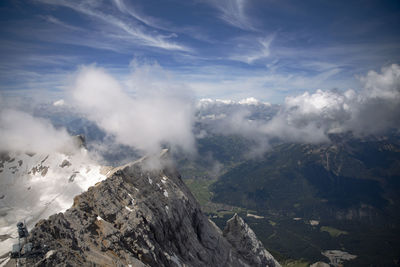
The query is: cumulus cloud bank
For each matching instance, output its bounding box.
[200,64,400,151]
[277,64,400,138]
[70,64,195,155]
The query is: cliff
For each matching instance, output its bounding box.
[20,150,280,266]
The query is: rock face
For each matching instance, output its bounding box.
[25,150,280,267]
[223,214,280,267]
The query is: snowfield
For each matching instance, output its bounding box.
[0,148,106,258]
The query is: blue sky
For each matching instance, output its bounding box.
[0,0,399,103]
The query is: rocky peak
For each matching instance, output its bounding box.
[223,214,281,267]
[17,150,280,267]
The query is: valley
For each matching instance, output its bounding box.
[181,134,400,266]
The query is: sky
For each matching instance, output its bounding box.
[1,0,399,103]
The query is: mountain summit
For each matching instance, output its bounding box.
[10,150,279,266]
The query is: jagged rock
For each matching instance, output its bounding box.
[25,150,280,267]
[223,214,281,267]
[59,159,71,168]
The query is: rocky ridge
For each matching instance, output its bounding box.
[22,150,280,266]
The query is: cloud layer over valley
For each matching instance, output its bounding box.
[196,64,400,150]
[1,63,399,162]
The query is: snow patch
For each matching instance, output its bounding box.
[125,206,133,212]
[128,193,135,204]
[163,190,169,198]
[0,150,106,256]
[45,250,56,259]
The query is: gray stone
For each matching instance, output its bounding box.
[223,213,281,267]
[26,151,280,267]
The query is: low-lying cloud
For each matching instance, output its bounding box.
[0,109,76,154]
[1,63,398,162]
[70,64,195,156]
[275,63,400,138]
[199,64,400,154]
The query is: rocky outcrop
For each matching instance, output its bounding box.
[24,150,280,267]
[223,214,280,267]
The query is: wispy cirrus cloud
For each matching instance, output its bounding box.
[229,34,275,64]
[41,15,82,31]
[111,0,213,43]
[206,0,255,31]
[112,0,163,30]
[37,0,189,52]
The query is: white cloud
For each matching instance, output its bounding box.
[2,62,398,161]
[112,0,162,30]
[69,64,195,155]
[199,64,400,154]
[37,0,189,51]
[359,64,400,100]
[207,0,255,30]
[0,109,76,154]
[348,64,400,135]
[53,99,65,107]
[229,35,275,64]
[42,15,82,31]
[274,64,400,138]
[238,97,270,106]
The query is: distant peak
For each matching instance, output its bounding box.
[197,97,271,107]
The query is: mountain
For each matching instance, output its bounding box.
[2,150,280,267]
[0,136,109,262]
[209,135,400,265]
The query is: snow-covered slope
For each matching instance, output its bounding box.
[0,147,107,261]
